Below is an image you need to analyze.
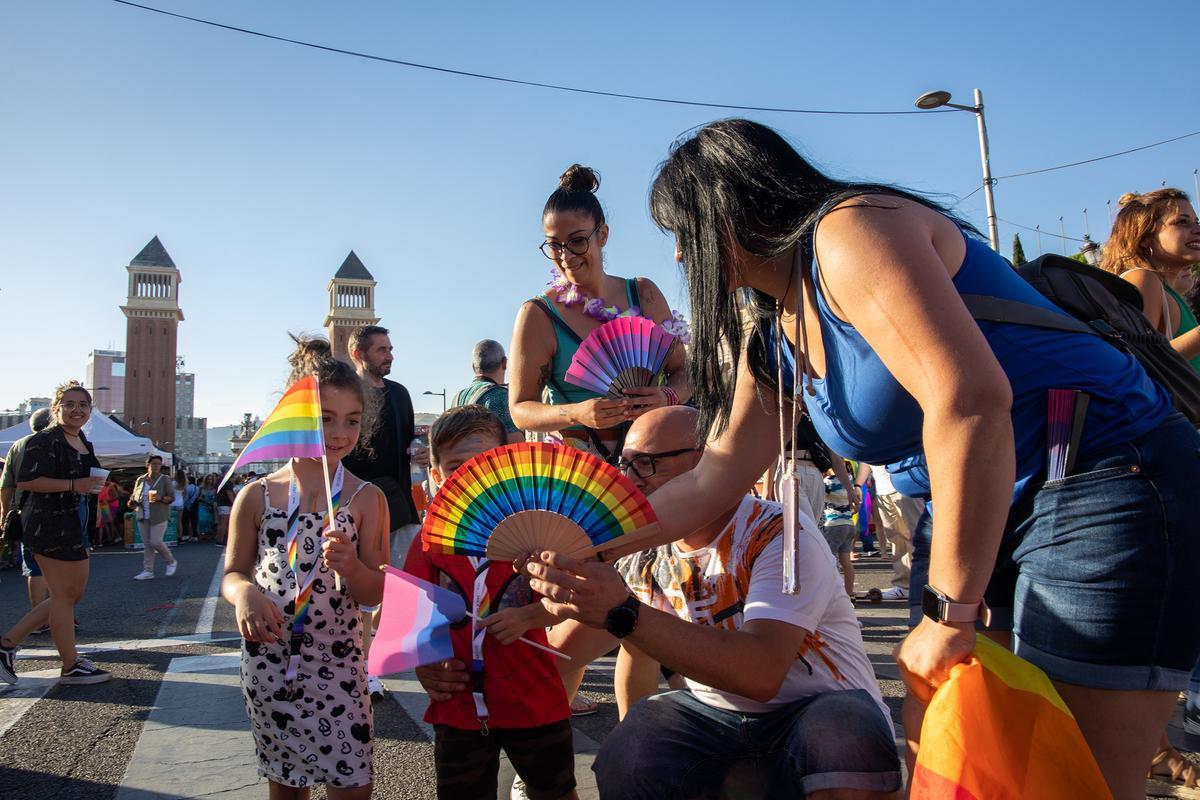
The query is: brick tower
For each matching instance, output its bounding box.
[121,236,183,451]
[324,251,379,362]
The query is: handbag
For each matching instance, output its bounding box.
[3,508,21,544]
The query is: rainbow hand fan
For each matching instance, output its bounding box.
[565,316,676,398]
[422,442,660,562]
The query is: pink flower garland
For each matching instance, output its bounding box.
[546,269,692,345]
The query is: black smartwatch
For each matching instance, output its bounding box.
[605,595,641,639]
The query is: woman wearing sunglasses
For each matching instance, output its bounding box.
[509,164,691,464]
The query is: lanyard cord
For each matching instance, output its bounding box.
[467,555,491,732]
[283,460,344,685]
[777,245,806,594]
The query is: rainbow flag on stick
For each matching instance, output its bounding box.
[219,376,325,489]
[368,567,466,675]
[911,635,1111,800]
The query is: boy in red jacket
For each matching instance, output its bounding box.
[406,405,577,800]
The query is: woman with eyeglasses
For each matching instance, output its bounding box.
[509,164,691,465]
[0,381,112,687]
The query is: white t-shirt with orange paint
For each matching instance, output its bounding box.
[619,495,889,722]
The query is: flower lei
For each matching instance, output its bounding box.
[546,269,692,344]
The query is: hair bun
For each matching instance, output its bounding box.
[287,334,334,379]
[559,164,600,193]
[1118,192,1141,207]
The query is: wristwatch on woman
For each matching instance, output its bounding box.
[605,595,641,639]
[921,584,992,626]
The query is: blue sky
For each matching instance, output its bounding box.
[2,0,1197,425]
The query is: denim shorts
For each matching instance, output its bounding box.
[593,689,900,799]
[20,542,42,578]
[910,413,1200,691]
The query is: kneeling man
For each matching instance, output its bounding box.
[528,406,901,800]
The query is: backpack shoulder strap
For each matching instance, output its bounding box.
[626,278,642,311]
[959,294,1100,338]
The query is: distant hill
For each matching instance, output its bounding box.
[207,425,236,455]
[415,413,440,428]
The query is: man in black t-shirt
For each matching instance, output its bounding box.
[342,324,428,699]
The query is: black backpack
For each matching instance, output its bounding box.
[960,253,1200,425]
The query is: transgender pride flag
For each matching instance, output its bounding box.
[368,567,466,675]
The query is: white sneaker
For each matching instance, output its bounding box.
[510,777,529,800]
[165,560,178,577]
[133,570,155,581]
[880,586,907,601]
[367,676,386,699]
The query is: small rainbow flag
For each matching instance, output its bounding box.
[368,566,466,676]
[911,635,1111,800]
[220,375,325,488]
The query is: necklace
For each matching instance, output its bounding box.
[545,269,693,343]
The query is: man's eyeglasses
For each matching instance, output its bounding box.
[540,226,600,261]
[617,447,699,479]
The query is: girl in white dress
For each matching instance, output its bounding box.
[223,337,388,800]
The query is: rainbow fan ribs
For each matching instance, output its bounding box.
[420,442,657,559]
[566,316,676,398]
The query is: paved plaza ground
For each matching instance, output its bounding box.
[0,541,1195,799]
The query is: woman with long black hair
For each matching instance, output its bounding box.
[610,119,1198,799]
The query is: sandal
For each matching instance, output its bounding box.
[1147,744,1200,799]
[862,587,883,605]
[570,693,599,717]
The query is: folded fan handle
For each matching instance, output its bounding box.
[574,523,667,562]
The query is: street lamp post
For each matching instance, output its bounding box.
[423,389,447,412]
[914,88,1000,252]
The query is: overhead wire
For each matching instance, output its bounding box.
[108,0,948,116]
[996,130,1200,180]
[998,218,1088,244]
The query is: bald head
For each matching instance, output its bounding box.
[625,406,700,453]
[620,406,702,495]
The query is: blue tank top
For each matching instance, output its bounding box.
[781,228,1173,501]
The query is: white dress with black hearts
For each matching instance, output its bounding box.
[240,479,372,789]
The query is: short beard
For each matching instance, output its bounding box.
[367,361,390,380]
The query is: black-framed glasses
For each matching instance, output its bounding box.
[540,226,600,261]
[617,447,699,479]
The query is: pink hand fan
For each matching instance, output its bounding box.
[565,317,676,397]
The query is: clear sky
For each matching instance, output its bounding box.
[2,0,1197,425]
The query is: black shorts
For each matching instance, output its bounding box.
[24,509,89,562]
[433,720,575,800]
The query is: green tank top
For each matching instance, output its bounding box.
[531,278,643,405]
[1165,283,1200,374]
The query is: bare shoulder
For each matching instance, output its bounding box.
[1120,268,1159,290]
[634,277,670,316]
[819,194,944,242]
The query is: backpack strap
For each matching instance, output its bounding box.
[959,294,1114,339]
[626,278,642,311]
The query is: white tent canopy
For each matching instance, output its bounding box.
[0,413,172,470]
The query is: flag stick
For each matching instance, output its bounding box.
[465,611,571,660]
[320,453,343,593]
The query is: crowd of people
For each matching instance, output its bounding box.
[2,119,1200,800]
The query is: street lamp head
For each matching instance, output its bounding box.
[915,90,953,110]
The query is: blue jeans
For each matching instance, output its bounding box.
[593,689,900,799]
[910,412,1200,691]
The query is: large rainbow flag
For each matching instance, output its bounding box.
[368,567,466,675]
[219,375,325,488]
[911,635,1111,800]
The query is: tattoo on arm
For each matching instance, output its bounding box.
[538,362,551,391]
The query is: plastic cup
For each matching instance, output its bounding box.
[89,467,109,494]
[148,489,158,503]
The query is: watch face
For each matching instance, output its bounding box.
[607,598,639,638]
[921,585,942,622]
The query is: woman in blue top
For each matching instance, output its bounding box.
[637,119,1200,799]
[509,164,691,462]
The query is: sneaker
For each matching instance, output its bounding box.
[31,625,50,636]
[59,658,111,685]
[510,777,529,800]
[165,560,178,577]
[0,643,17,685]
[367,676,386,700]
[880,586,908,601]
[133,570,155,581]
